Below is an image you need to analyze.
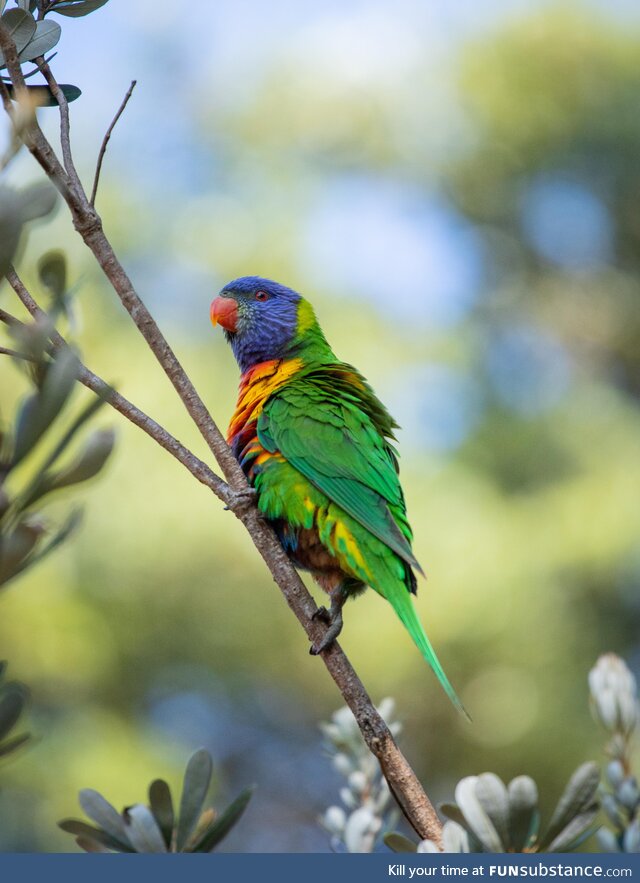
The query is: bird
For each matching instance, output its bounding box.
[210,275,464,713]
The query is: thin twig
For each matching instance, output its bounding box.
[0,345,36,362]
[90,80,137,207]
[37,59,85,197]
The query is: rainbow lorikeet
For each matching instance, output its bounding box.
[211,276,464,712]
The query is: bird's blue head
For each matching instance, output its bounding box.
[211,276,325,373]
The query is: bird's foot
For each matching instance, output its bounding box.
[311,605,331,625]
[310,600,344,655]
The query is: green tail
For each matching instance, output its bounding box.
[391,588,469,719]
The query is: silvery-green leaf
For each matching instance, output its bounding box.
[442,820,471,853]
[4,82,82,105]
[49,428,115,490]
[383,832,417,853]
[49,0,109,16]
[597,828,620,853]
[617,780,639,810]
[123,804,167,853]
[176,749,213,852]
[601,793,624,828]
[507,776,539,852]
[455,776,503,852]
[0,185,24,276]
[606,761,625,789]
[623,821,640,853]
[0,8,36,66]
[539,763,599,850]
[12,348,78,465]
[148,779,174,850]
[189,787,253,853]
[546,810,599,852]
[417,840,441,853]
[17,181,57,223]
[78,789,129,844]
[18,20,61,62]
[58,819,133,853]
[343,806,376,854]
[476,773,511,851]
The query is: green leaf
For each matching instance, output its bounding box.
[0,681,28,740]
[0,186,25,277]
[12,347,78,466]
[48,428,115,491]
[0,8,37,66]
[50,0,109,17]
[123,804,168,853]
[0,731,30,757]
[18,181,58,222]
[148,779,174,850]
[38,249,67,301]
[78,789,130,845]
[176,749,213,851]
[4,83,82,105]
[539,763,600,851]
[383,832,418,853]
[0,521,43,587]
[18,20,61,63]
[507,776,540,852]
[58,819,133,853]
[189,787,253,853]
[546,812,600,853]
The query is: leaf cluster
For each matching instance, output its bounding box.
[386,764,600,854]
[1,1,111,106]
[1,254,115,589]
[58,749,253,853]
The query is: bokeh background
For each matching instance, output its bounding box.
[1,0,640,852]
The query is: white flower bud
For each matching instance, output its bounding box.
[589,654,639,735]
[323,805,347,835]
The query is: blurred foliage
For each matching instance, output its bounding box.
[0,305,115,589]
[59,748,252,852]
[0,661,29,759]
[590,655,640,853]
[320,699,398,853]
[1,0,639,854]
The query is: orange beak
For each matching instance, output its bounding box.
[210,296,238,332]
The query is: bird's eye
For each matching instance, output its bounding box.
[255,290,269,302]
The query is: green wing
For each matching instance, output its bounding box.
[257,367,422,574]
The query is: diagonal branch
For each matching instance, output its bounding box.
[0,27,445,846]
[90,79,137,206]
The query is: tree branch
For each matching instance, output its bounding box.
[90,79,137,206]
[0,28,444,846]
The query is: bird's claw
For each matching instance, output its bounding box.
[311,605,331,624]
[309,605,344,655]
